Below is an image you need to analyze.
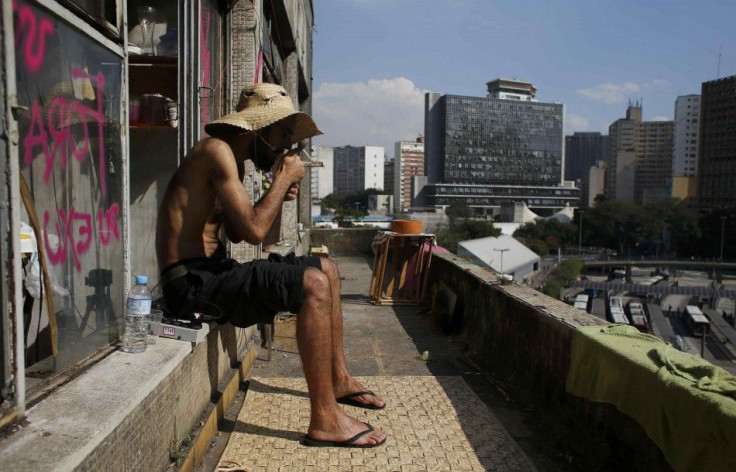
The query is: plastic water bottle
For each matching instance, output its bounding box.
[122,275,152,353]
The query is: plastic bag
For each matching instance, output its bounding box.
[24,251,42,299]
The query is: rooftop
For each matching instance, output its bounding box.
[200,256,567,470]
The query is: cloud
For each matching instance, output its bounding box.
[647,78,670,88]
[577,78,670,105]
[313,78,425,158]
[650,115,671,121]
[577,82,641,105]
[566,114,591,133]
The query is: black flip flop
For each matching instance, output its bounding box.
[336,390,386,410]
[301,423,386,448]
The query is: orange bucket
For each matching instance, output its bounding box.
[391,219,423,234]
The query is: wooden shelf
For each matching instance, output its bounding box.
[130,123,175,129]
[129,55,177,101]
[129,54,177,66]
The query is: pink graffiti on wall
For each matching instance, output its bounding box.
[14,2,121,272]
[13,0,55,74]
[22,68,108,197]
[43,204,120,273]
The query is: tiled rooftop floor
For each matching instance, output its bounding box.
[215,376,535,471]
[202,256,561,471]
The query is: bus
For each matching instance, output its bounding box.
[574,294,589,311]
[685,305,710,336]
[608,297,629,324]
[627,301,650,333]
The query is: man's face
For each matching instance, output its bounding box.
[251,124,294,172]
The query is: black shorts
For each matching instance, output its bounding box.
[160,253,323,328]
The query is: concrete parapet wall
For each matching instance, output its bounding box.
[427,252,673,471]
[309,228,380,256]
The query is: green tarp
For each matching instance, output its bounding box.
[567,324,736,472]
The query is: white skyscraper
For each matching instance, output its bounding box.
[311,145,334,199]
[673,95,700,178]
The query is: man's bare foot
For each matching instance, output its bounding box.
[333,377,386,409]
[306,409,387,447]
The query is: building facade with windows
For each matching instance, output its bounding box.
[333,145,384,195]
[310,145,334,200]
[605,103,674,204]
[672,95,701,199]
[0,1,316,468]
[697,76,736,209]
[393,138,424,212]
[565,132,609,183]
[423,80,577,217]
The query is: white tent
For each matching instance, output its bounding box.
[457,235,541,281]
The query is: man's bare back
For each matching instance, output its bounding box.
[156,130,303,271]
[156,139,226,269]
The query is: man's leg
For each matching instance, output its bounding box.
[318,259,385,409]
[298,267,387,445]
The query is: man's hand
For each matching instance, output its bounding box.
[285,182,299,201]
[273,151,305,184]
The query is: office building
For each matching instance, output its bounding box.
[486,78,538,101]
[584,160,608,208]
[697,76,736,209]
[605,103,674,203]
[565,132,608,183]
[393,137,425,212]
[423,79,577,217]
[384,158,395,197]
[672,95,700,199]
[310,146,334,200]
[333,146,384,195]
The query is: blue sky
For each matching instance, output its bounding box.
[311,0,736,158]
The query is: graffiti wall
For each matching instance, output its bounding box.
[14,0,124,369]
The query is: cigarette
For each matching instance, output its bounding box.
[299,149,323,167]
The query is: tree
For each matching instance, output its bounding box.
[434,219,501,253]
[513,219,577,254]
[541,258,583,298]
[320,188,383,217]
[446,201,473,221]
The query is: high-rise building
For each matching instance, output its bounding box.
[565,132,608,183]
[605,103,673,203]
[672,95,701,200]
[697,75,736,209]
[384,158,395,197]
[423,79,577,217]
[393,137,425,212]
[485,78,538,101]
[310,145,334,199]
[584,160,608,208]
[673,95,701,179]
[333,146,384,195]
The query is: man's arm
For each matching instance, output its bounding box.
[207,140,303,245]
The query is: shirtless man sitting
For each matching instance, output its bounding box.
[155,83,386,448]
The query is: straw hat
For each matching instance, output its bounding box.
[204,83,322,143]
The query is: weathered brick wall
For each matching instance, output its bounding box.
[228,0,260,264]
[76,324,249,472]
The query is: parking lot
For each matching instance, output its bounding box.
[567,267,736,374]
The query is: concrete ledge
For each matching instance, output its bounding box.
[178,347,257,472]
[1,322,254,472]
[1,339,191,471]
[427,252,674,471]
